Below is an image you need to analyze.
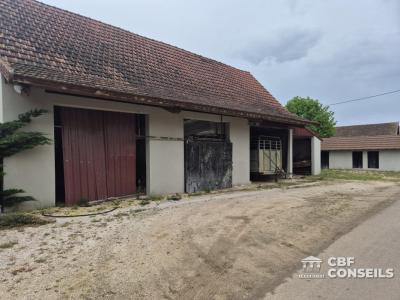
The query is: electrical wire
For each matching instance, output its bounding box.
[328,89,400,106]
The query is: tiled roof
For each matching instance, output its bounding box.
[321,135,400,151]
[293,127,321,140]
[0,0,308,125]
[335,122,399,137]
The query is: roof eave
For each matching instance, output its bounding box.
[7,73,311,126]
[0,59,14,82]
[322,148,400,151]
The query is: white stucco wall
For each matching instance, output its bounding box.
[328,151,353,169]
[287,129,293,177]
[378,150,400,171]
[327,150,400,171]
[1,79,56,209]
[362,151,368,169]
[311,136,321,175]
[229,117,250,185]
[0,76,250,208]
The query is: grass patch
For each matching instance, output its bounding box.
[139,200,150,206]
[148,195,164,201]
[167,193,182,201]
[188,191,206,197]
[309,169,400,182]
[130,208,146,214]
[187,181,297,197]
[0,241,18,249]
[0,213,53,229]
[114,211,130,218]
[41,201,119,217]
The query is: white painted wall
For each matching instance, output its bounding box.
[287,129,293,177]
[311,136,321,175]
[362,151,368,169]
[226,117,250,185]
[0,76,250,208]
[378,150,400,171]
[329,151,353,169]
[327,150,400,171]
[1,79,55,209]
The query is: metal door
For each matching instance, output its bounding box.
[185,140,232,193]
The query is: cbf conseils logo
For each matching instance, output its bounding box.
[299,256,325,279]
[299,256,394,279]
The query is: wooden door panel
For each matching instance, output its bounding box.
[61,107,136,205]
[61,107,108,205]
[104,111,136,197]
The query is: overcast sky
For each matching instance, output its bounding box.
[42,0,400,126]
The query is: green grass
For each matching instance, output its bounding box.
[309,169,400,182]
[148,195,164,201]
[113,211,130,218]
[139,199,150,206]
[0,213,53,229]
[167,193,182,201]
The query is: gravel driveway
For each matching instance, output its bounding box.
[1,180,399,299]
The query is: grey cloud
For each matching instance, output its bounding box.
[314,35,400,82]
[239,29,322,65]
[245,30,400,124]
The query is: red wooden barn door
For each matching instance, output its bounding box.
[61,107,136,205]
[104,111,136,197]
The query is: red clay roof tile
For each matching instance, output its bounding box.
[0,0,308,125]
[335,122,399,137]
[322,135,400,151]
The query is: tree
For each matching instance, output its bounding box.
[0,109,51,212]
[286,96,336,138]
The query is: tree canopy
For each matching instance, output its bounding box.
[286,96,336,138]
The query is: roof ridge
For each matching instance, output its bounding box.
[326,134,400,139]
[336,122,399,128]
[32,0,249,75]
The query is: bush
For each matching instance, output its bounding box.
[0,213,53,229]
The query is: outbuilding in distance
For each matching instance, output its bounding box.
[321,122,400,171]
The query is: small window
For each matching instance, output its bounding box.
[321,151,329,169]
[352,151,363,169]
[368,151,379,169]
[184,119,227,140]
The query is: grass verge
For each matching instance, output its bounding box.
[309,169,400,182]
[0,213,53,230]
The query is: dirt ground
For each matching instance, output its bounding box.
[1,180,399,300]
